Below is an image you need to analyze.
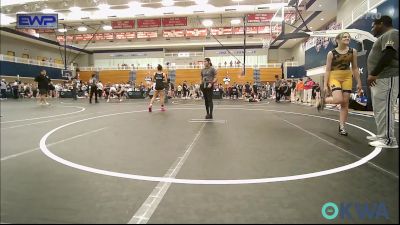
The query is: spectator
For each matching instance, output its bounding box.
[1,79,7,100]
[296,78,304,103]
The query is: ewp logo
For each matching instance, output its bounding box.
[322,202,389,221]
[17,14,58,29]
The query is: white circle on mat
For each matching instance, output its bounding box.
[39,107,382,185]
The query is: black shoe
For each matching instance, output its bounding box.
[339,125,348,136]
[95,101,99,103]
[205,114,211,119]
[209,114,213,119]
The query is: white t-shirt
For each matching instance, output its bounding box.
[97,82,103,90]
[0,81,6,90]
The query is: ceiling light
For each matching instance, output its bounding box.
[309,26,313,29]
[42,8,55,13]
[77,26,87,32]
[162,0,174,7]
[103,25,112,30]
[98,4,110,10]
[318,4,322,7]
[320,18,324,20]
[231,19,241,25]
[202,19,213,27]
[58,28,67,32]
[128,1,141,8]
[195,0,208,4]
[69,6,81,12]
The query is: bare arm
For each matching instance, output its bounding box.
[351,49,362,85]
[324,51,333,90]
[351,49,363,94]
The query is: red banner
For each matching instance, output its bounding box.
[257,26,271,34]
[56,35,74,42]
[210,28,224,36]
[162,17,187,27]
[246,26,258,34]
[75,34,84,41]
[223,27,233,35]
[232,27,244,35]
[103,33,114,40]
[185,28,207,37]
[91,34,102,41]
[111,20,135,29]
[163,29,185,38]
[137,18,161,28]
[125,32,136,39]
[247,13,274,23]
[115,32,136,39]
[82,33,94,41]
[137,31,158,38]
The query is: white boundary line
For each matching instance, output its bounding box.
[38,107,390,185]
[325,108,399,122]
[128,123,206,224]
[281,119,398,178]
[1,106,86,124]
[1,127,107,161]
[1,112,98,130]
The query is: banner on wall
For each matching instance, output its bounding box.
[114,32,136,39]
[232,27,244,35]
[247,13,274,23]
[185,28,207,37]
[137,31,158,38]
[163,29,185,38]
[162,17,187,27]
[257,26,270,34]
[137,18,161,28]
[111,20,135,29]
[246,26,258,34]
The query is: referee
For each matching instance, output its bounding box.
[200,58,217,119]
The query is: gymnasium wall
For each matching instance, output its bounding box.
[0,34,90,67]
[0,61,63,80]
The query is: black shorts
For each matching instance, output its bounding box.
[155,85,164,91]
[39,89,48,95]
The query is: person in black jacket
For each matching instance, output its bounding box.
[88,74,99,104]
[34,69,51,105]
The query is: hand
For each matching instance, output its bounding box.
[357,83,362,96]
[367,75,377,87]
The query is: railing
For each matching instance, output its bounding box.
[164,52,204,57]
[79,63,288,71]
[1,54,296,71]
[341,0,385,28]
[0,54,65,69]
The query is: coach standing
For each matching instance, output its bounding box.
[367,16,399,148]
